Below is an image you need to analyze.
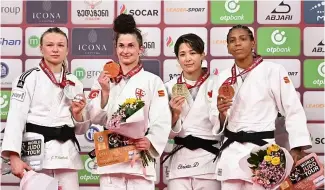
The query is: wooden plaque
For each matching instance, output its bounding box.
[94,130,137,167]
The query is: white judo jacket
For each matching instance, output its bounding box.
[1,66,88,170]
[164,74,223,180]
[79,68,171,181]
[210,60,312,181]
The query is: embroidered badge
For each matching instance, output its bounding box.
[213,68,219,75]
[208,90,212,98]
[135,88,145,99]
[283,76,290,84]
[158,90,165,97]
[88,89,100,99]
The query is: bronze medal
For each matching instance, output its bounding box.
[218,85,235,99]
[103,61,120,78]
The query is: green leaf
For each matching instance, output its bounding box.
[247,157,256,165]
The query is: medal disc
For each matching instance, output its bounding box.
[103,61,120,78]
[172,83,190,98]
[64,85,83,100]
[218,85,235,99]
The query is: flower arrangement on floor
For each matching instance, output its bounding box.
[247,144,286,189]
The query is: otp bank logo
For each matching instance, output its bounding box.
[120,4,127,14]
[166,36,174,47]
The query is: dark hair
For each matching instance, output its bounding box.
[226,25,254,44]
[174,33,204,57]
[40,27,68,46]
[113,14,143,47]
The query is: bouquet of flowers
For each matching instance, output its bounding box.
[107,98,145,129]
[106,98,154,167]
[240,143,294,190]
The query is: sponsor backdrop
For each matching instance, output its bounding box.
[0,0,324,189]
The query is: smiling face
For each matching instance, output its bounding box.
[177,43,205,74]
[40,32,68,66]
[227,28,255,60]
[116,34,143,66]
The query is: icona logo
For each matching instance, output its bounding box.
[166,36,174,47]
[120,4,127,14]
[74,67,86,80]
[28,35,40,48]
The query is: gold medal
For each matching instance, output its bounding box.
[172,83,190,98]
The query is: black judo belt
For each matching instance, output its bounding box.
[161,135,219,164]
[213,128,274,161]
[25,123,81,151]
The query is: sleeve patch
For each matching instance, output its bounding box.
[11,89,26,102]
[283,76,290,84]
[158,90,165,97]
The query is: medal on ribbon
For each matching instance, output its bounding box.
[172,83,190,98]
[219,54,263,99]
[103,60,120,78]
[174,68,210,99]
[39,58,77,99]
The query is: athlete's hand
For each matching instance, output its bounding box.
[9,153,32,179]
[169,95,185,117]
[217,94,232,118]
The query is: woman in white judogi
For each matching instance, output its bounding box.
[71,14,171,190]
[163,33,222,190]
[1,27,88,190]
[210,25,312,190]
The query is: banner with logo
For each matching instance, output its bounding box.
[0,0,324,189]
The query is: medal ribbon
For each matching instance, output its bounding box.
[222,53,263,86]
[114,63,143,84]
[177,68,210,89]
[39,58,75,88]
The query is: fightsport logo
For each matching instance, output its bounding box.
[120,4,158,16]
[312,40,325,53]
[77,0,109,20]
[266,1,293,21]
